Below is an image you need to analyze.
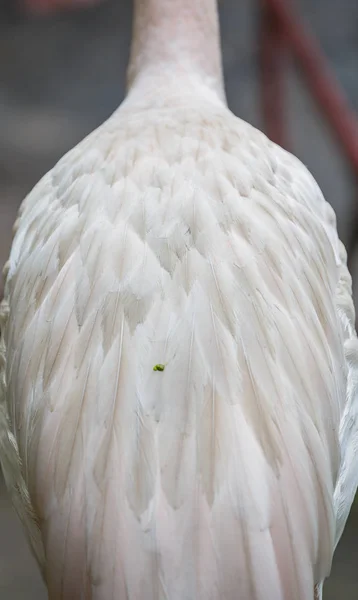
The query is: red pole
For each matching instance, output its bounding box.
[262,0,358,173]
[259,1,288,148]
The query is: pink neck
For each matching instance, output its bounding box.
[127,0,225,102]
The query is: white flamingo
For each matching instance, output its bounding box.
[1,1,358,598]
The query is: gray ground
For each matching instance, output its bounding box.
[0,0,357,597]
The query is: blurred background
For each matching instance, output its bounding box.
[0,0,357,597]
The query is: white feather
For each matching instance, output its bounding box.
[1,1,358,598]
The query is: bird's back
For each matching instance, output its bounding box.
[1,95,358,599]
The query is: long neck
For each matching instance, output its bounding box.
[127,0,225,102]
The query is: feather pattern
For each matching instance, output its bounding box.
[0,69,357,600]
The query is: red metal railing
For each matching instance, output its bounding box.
[259,0,358,266]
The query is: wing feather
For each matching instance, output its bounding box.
[1,103,357,600]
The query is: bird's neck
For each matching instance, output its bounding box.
[126,0,226,104]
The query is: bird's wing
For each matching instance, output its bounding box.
[1,109,357,599]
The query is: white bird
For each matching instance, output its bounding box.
[1,0,358,598]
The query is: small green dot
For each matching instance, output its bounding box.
[153,364,165,372]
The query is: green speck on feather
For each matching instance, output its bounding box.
[153,364,165,372]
